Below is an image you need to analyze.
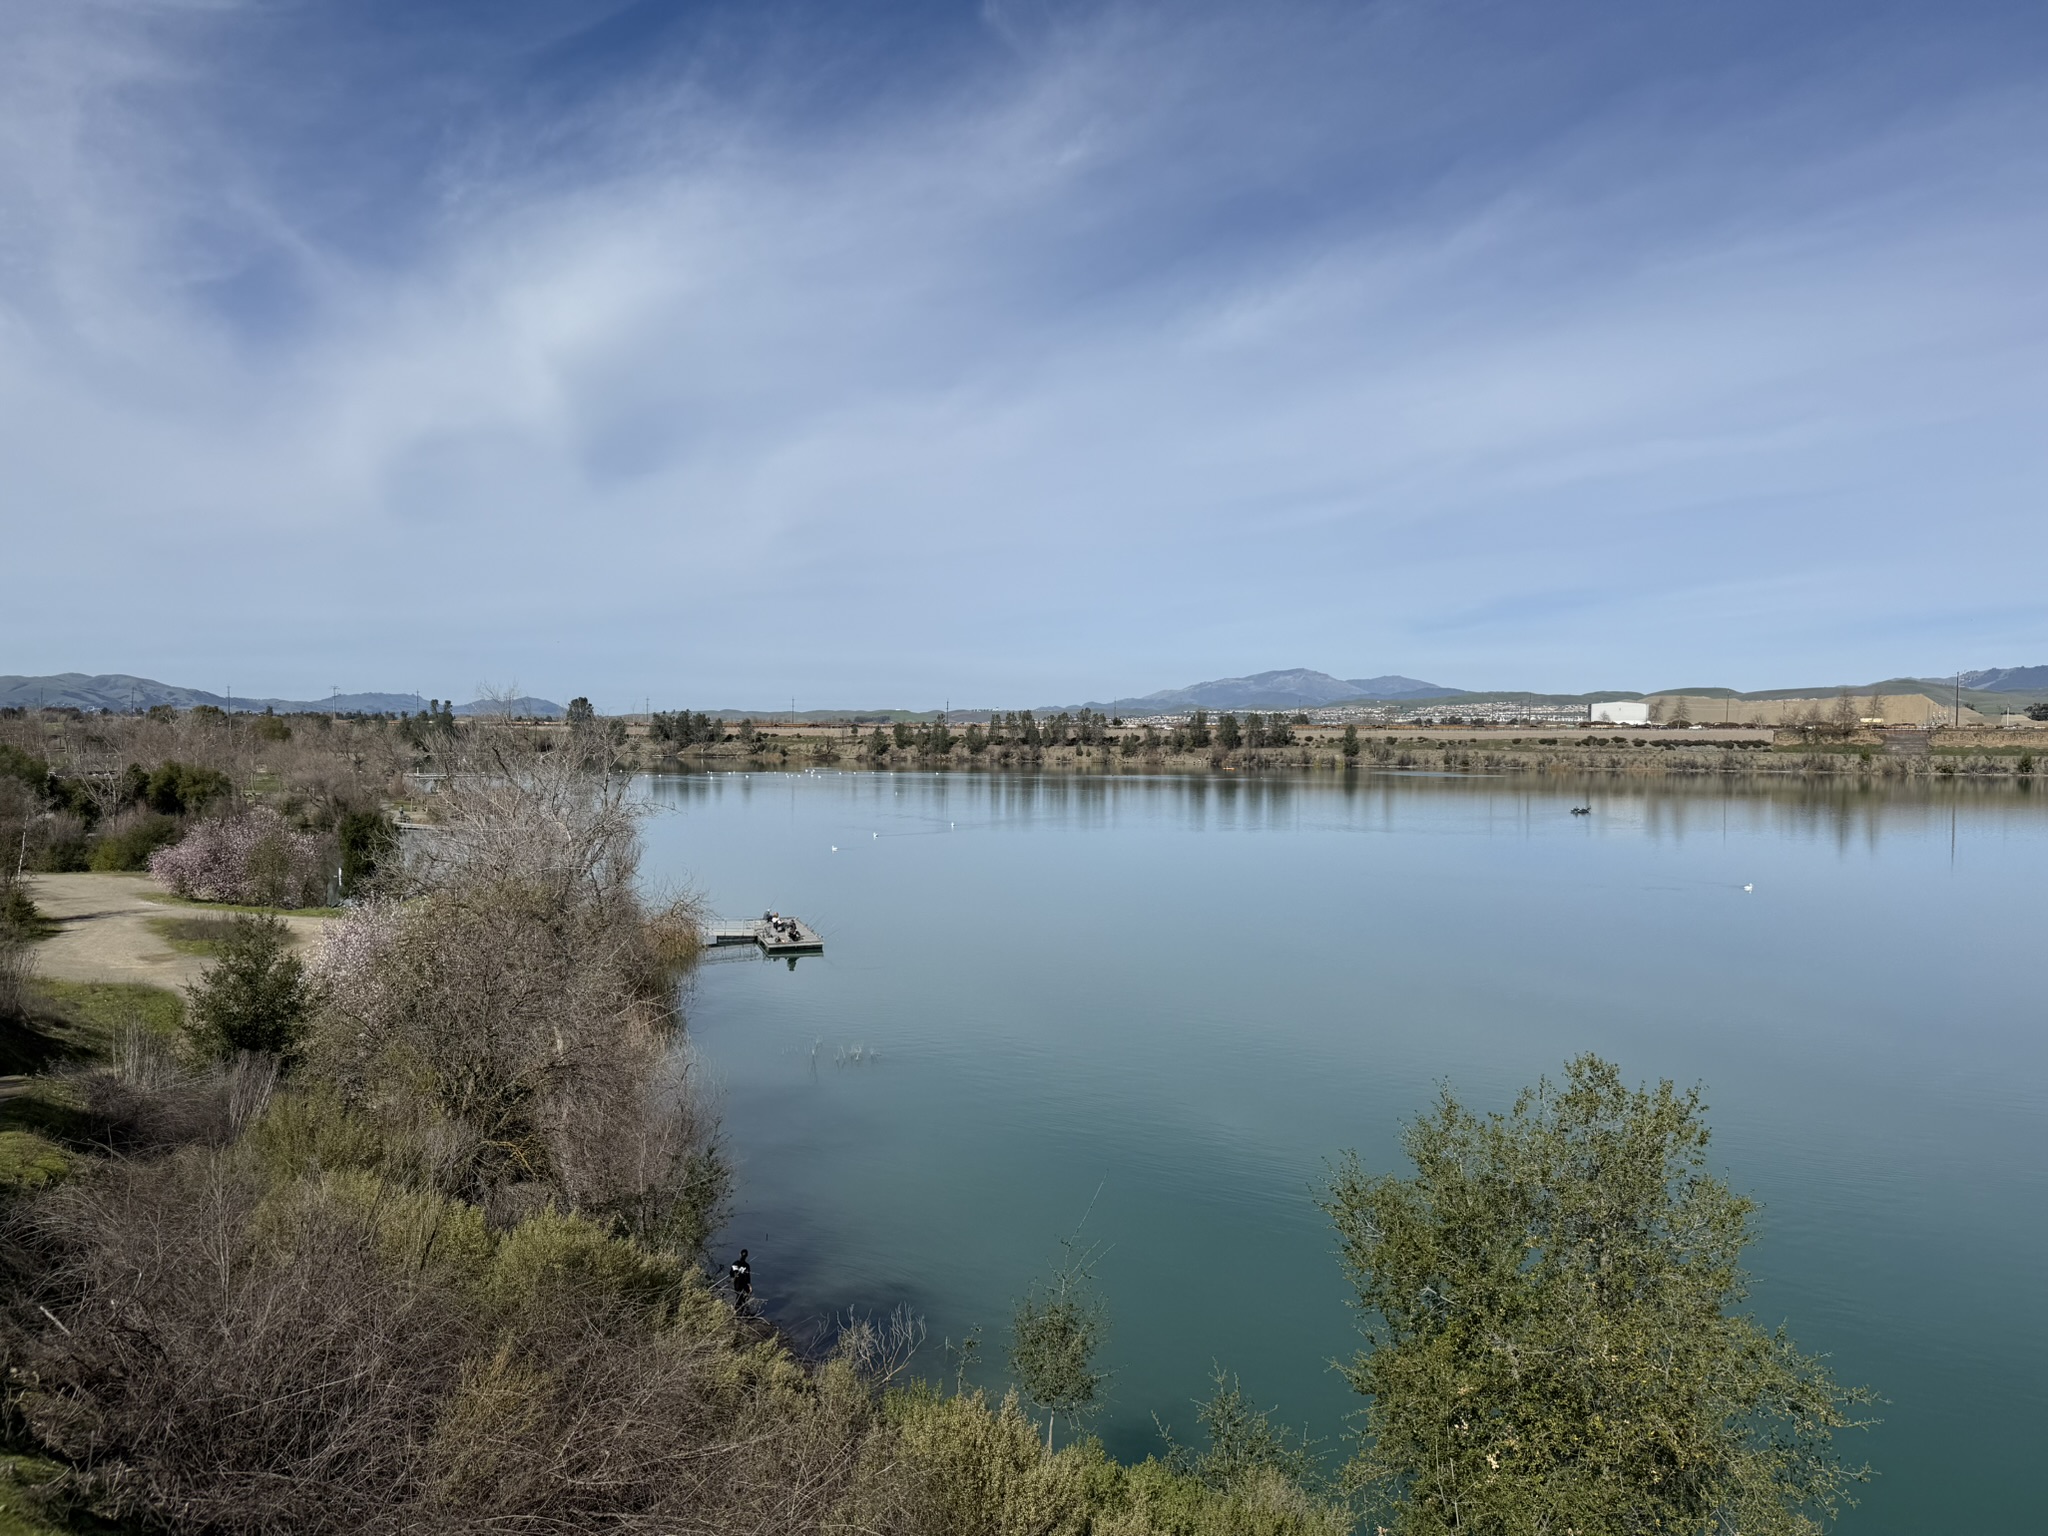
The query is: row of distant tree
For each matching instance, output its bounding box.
[639,705,1353,759]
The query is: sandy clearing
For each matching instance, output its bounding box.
[22,872,335,991]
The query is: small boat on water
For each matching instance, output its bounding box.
[704,912,825,954]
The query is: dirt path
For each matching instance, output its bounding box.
[22,873,335,991]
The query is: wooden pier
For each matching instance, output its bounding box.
[704,914,824,955]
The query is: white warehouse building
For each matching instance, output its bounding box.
[1588,701,1652,725]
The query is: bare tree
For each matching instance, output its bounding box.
[1830,690,1861,739]
[307,716,722,1251]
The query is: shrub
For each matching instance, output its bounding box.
[11,1148,873,1535]
[148,808,330,907]
[29,813,92,873]
[184,915,315,1061]
[308,881,725,1249]
[337,808,397,894]
[1327,1055,1872,1535]
[0,876,40,1023]
[88,810,183,872]
[127,760,232,816]
[306,728,725,1251]
[0,743,52,799]
[860,1386,1349,1536]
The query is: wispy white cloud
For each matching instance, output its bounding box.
[3,0,2045,703]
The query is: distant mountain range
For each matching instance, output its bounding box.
[8,664,2043,721]
[1080,668,1466,714]
[0,673,564,718]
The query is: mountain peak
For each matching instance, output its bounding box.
[1106,669,1463,713]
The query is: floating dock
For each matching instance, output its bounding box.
[705,914,824,955]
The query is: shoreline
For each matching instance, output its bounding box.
[625,729,2042,783]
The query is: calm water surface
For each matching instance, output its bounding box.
[640,770,2047,1534]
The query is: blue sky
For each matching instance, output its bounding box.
[3,0,2044,708]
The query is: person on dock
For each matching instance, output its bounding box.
[729,1248,752,1311]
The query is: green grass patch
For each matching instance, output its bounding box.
[0,1453,136,1536]
[144,914,241,957]
[138,890,343,919]
[27,980,184,1045]
[0,1130,73,1196]
[0,1455,68,1536]
[0,1082,95,1150]
[0,981,186,1169]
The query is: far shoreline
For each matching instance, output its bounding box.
[626,723,2042,785]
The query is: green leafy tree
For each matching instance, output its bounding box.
[184,914,316,1061]
[338,808,397,895]
[1341,724,1361,758]
[1215,713,1243,751]
[1161,1368,1322,1495]
[135,760,231,816]
[1009,1238,1109,1448]
[565,697,596,727]
[1186,708,1211,749]
[0,744,53,801]
[88,813,182,871]
[650,710,717,746]
[1326,1055,1872,1536]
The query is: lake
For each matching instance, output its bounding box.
[639,768,2047,1534]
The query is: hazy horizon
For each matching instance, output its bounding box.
[4,662,2037,718]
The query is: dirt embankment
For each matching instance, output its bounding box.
[23,873,334,990]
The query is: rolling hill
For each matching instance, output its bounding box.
[1082,668,1466,714]
[0,673,564,718]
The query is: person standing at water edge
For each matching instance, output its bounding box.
[729,1249,752,1310]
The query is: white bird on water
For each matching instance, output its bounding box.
[1743,883,1754,892]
